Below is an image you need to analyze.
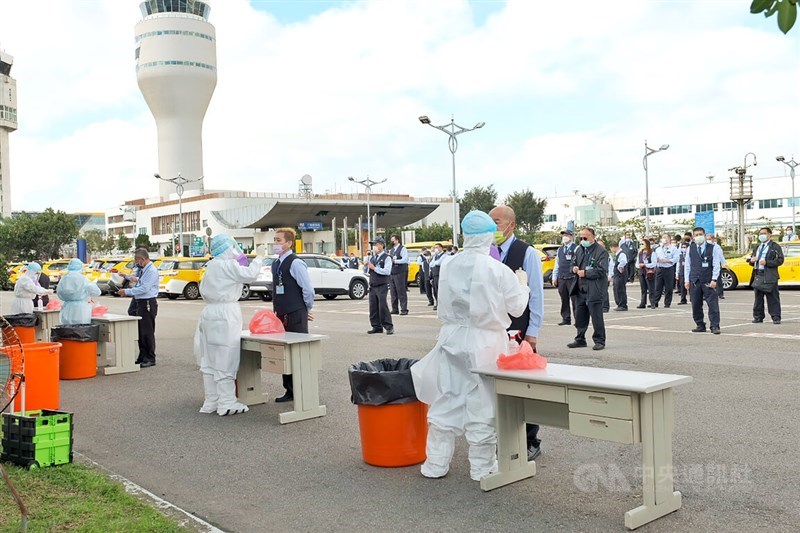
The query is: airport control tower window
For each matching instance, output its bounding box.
[140,0,210,19]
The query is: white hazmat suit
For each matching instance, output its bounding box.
[57,259,102,325]
[194,238,264,416]
[11,264,51,314]
[411,211,530,480]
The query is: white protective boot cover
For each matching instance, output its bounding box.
[420,425,456,478]
[216,378,249,416]
[199,373,219,413]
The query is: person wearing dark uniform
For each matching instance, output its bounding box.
[271,227,315,402]
[118,249,159,367]
[32,268,50,308]
[420,250,435,305]
[389,234,409,315]
[652,234,678,308]
[429,243,445,310]
[620,232,638,283]
[637,239,657,308]
[684,227,721,334]
[552,230,578,325]
[676,237,690,305]
[748,227,784,324]
[568,227,608,350]
[346,253,359,269]
[610,241,628,311]
[367,237,394,335]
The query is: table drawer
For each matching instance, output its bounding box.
[241,339,262,353]
[568,389,633,420]
[262,355,291,374]
[569,413,634,444]
[496,380,566,403]
[261,344,286,360]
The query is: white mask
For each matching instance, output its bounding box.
[660,239,667,245]
[694,235,705,245]
[561,236,571,245]
[372,246,380,253]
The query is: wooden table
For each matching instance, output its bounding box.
[91,313,141,375]
[33,309,61,342]
[472,363,692,530]
[238,331,327,424]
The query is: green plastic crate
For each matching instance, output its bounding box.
[1,410,73,469]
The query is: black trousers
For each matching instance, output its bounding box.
[689,281,720,329]
[716,276,724,298]
[556,278,577,323]
[639,270,656,307]
[677,270,688,302]
[369,283,393,330]
[277,308,309,393]
[613,273,628,309]
[654,266,676,306]
[752,278,781,321]
[627,261,637,283]
[423,272,434,304]
[390,270,408,312]
[136,298,158,364]
[602,280,610,312]
[418,269,427,294]
[432,274,440,304]
[575,291,606,346]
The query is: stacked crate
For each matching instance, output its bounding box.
[1,410,73,469]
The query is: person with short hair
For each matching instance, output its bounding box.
[119,249,160,367]
[637,238,657,308]
[652,234,678,308]
[552,229,578,325]
[388,234,409,315]
[748,227,784,324]
[366,236,394,335]
[782,226,796,242]
[684,227,722,334]
[568,227,608,350]
[429,243,445,310]
[609,240,628,311]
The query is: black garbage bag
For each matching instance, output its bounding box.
[50,324,100,342]
[3,313,39,327]
[349,358,419,406]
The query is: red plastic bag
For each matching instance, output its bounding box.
[91,305,108,317]
[249,309,285,334]
[497,340,547,370]
[45,297,62,310]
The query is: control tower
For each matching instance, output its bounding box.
[0,51,17,218]
[135,0,216,198]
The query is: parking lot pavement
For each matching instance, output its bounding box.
[3,287,799,532]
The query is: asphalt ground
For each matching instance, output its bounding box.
[2,283,799,532]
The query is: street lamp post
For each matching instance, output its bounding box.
[419,115,485,246]
[348,176,387,243]
[776,155,798,234]
[728,152,757,254]
[155,173,202,257]
[642,140,669,236]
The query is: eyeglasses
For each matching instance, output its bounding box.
[580,237,588,241]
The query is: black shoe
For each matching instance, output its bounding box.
[678,301,687,305]
[400,310,409,315]
[427,302,434,306]
[592,344,605,351]
[719,296,725,299]
[710,327,721,335]
[613,307,628,312]
[773,319,781,325]
[567,341,587,348]
[647,305,653,309]
[275,392,293,403]
[557,320,571,326]
[752,319,763,324]
[691,326,706,333]
[367,328,383,334]
[385,328,394,335]
[664,305,671,308]
[135,358,143,365]
[433,306,437,310]
[636,305,646,309]
[391,311,399,315]
[527,445,542,462]
[140,361,156,368]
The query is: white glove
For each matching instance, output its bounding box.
[515,269,528,286]
[256,244,267,258]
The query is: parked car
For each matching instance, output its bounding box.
[250,253,368,301]
[157,257,209,300]
[42,259,74,286]
[6,263,24,287]
[720,240,800,290]
[534,244,558,284]
[86,257,129,293]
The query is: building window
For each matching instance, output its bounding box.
[695,203,718,212]
[640,207,663,216]
[139,227,147,235]
[758,198,783,209]
[544,214,557,222]
[721,202,737,210]
[151,210,201,235]
[667,205,691,215]
[788,197,800,208]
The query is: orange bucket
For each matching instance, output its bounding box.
[12,326,36,345]
[59,339,97,380]
[357,401,428,467]
[10,343,61,412]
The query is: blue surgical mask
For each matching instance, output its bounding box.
[758,234,768,243]
[580,239,591,248]
[694,235,705,245]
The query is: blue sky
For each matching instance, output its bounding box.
[0,0,796,212]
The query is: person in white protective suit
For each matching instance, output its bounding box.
[194,235,266,416]
[11,263,53,314]
[56,258,102,325]
[411,210,530,481]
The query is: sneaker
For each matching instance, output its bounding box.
[527,444,542,462]
[199,402,217,414]
[217,403,249,416]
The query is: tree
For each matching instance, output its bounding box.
[751,0,797,34]
[504,189,547,238]
[135,233,152,251]
[460,185,498,215]
[0,209,78,261]
[104,234,116,253]
[117,234,132,253]
[84,230,112,256]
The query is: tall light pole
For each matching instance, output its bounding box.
[155,173,202,257]
[729,152,757,254]
[642,140,669,236]
[419,114,485,246]
[776,155,798,234]
[348,176,387,242]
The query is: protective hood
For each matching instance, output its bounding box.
[211,234,234,257]
[67,258,83,271]
[462,232,494,255]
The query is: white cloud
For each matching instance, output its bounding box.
[0,0,796,214]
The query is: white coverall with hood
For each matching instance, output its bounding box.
[57,259,102,325]
[411,210,530,481]
[194,238,264,416]
[11,263,51,314]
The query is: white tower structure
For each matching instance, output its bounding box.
[0,51,17,218]
[135,0,216,198]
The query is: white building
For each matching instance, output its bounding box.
[542,172,799,240]
[0,50,17,218]
[135,0,216,198]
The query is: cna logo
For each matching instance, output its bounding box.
[573,463,632,493]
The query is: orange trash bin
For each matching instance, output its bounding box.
[6,342,61,412]
[357,401,428,467]
[51,325,99,380]
[13,326,36,345]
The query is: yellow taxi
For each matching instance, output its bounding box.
[534,244,558,284]
[406,241,452,286]
[87,257,133,293]
[720,240,800,289]
[157,256,209,299]
[7,263,24,285]
[42,259,75,286]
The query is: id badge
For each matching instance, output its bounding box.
[276,285,285,295]
[701,262,709,268]
[565,254,572,260]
